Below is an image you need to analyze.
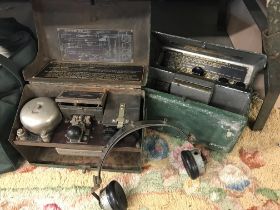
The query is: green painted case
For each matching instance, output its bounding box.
[145,88,247,153]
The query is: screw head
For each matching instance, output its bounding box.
[17,128,24,135]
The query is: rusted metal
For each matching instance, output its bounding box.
[9,0,151,172]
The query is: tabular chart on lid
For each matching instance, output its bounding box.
[57,28,133,63]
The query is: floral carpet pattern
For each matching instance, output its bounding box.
[0,109,280,210]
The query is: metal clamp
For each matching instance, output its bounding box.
[116,103,126,129]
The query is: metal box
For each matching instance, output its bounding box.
[146,32,267,152]
[9,0,150,172]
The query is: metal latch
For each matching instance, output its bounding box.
[116,103,126,128]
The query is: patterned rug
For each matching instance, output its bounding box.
[0,108,280,210]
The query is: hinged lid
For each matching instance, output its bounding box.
[24,0,151,88]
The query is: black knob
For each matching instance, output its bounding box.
[66,125,82,141]
[218,77,229,84]
[235,81,246,90]
[192,67,205,76]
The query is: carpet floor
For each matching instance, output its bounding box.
[0,108,279,210]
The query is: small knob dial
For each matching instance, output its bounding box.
[218,77,229,84]
[235,81,246,90]
[66,125,82,142]
[192,67,205,76]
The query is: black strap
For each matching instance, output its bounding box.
[0,88,21,101]
[0,18,36,41]
[0,54,24,88]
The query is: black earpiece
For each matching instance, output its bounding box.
[93,180,128,210]
[181,149,206,180]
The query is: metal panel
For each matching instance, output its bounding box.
[148,66,251,115]
[24,0,151,87]
[170,76,214,104]
[210,85,251,115]
[102,92,141,127]
[152,32,267,88]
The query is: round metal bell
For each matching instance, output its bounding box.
[20,97,62,142]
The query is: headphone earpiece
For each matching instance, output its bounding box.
[181,148,206,179]
[93,180,128,210]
